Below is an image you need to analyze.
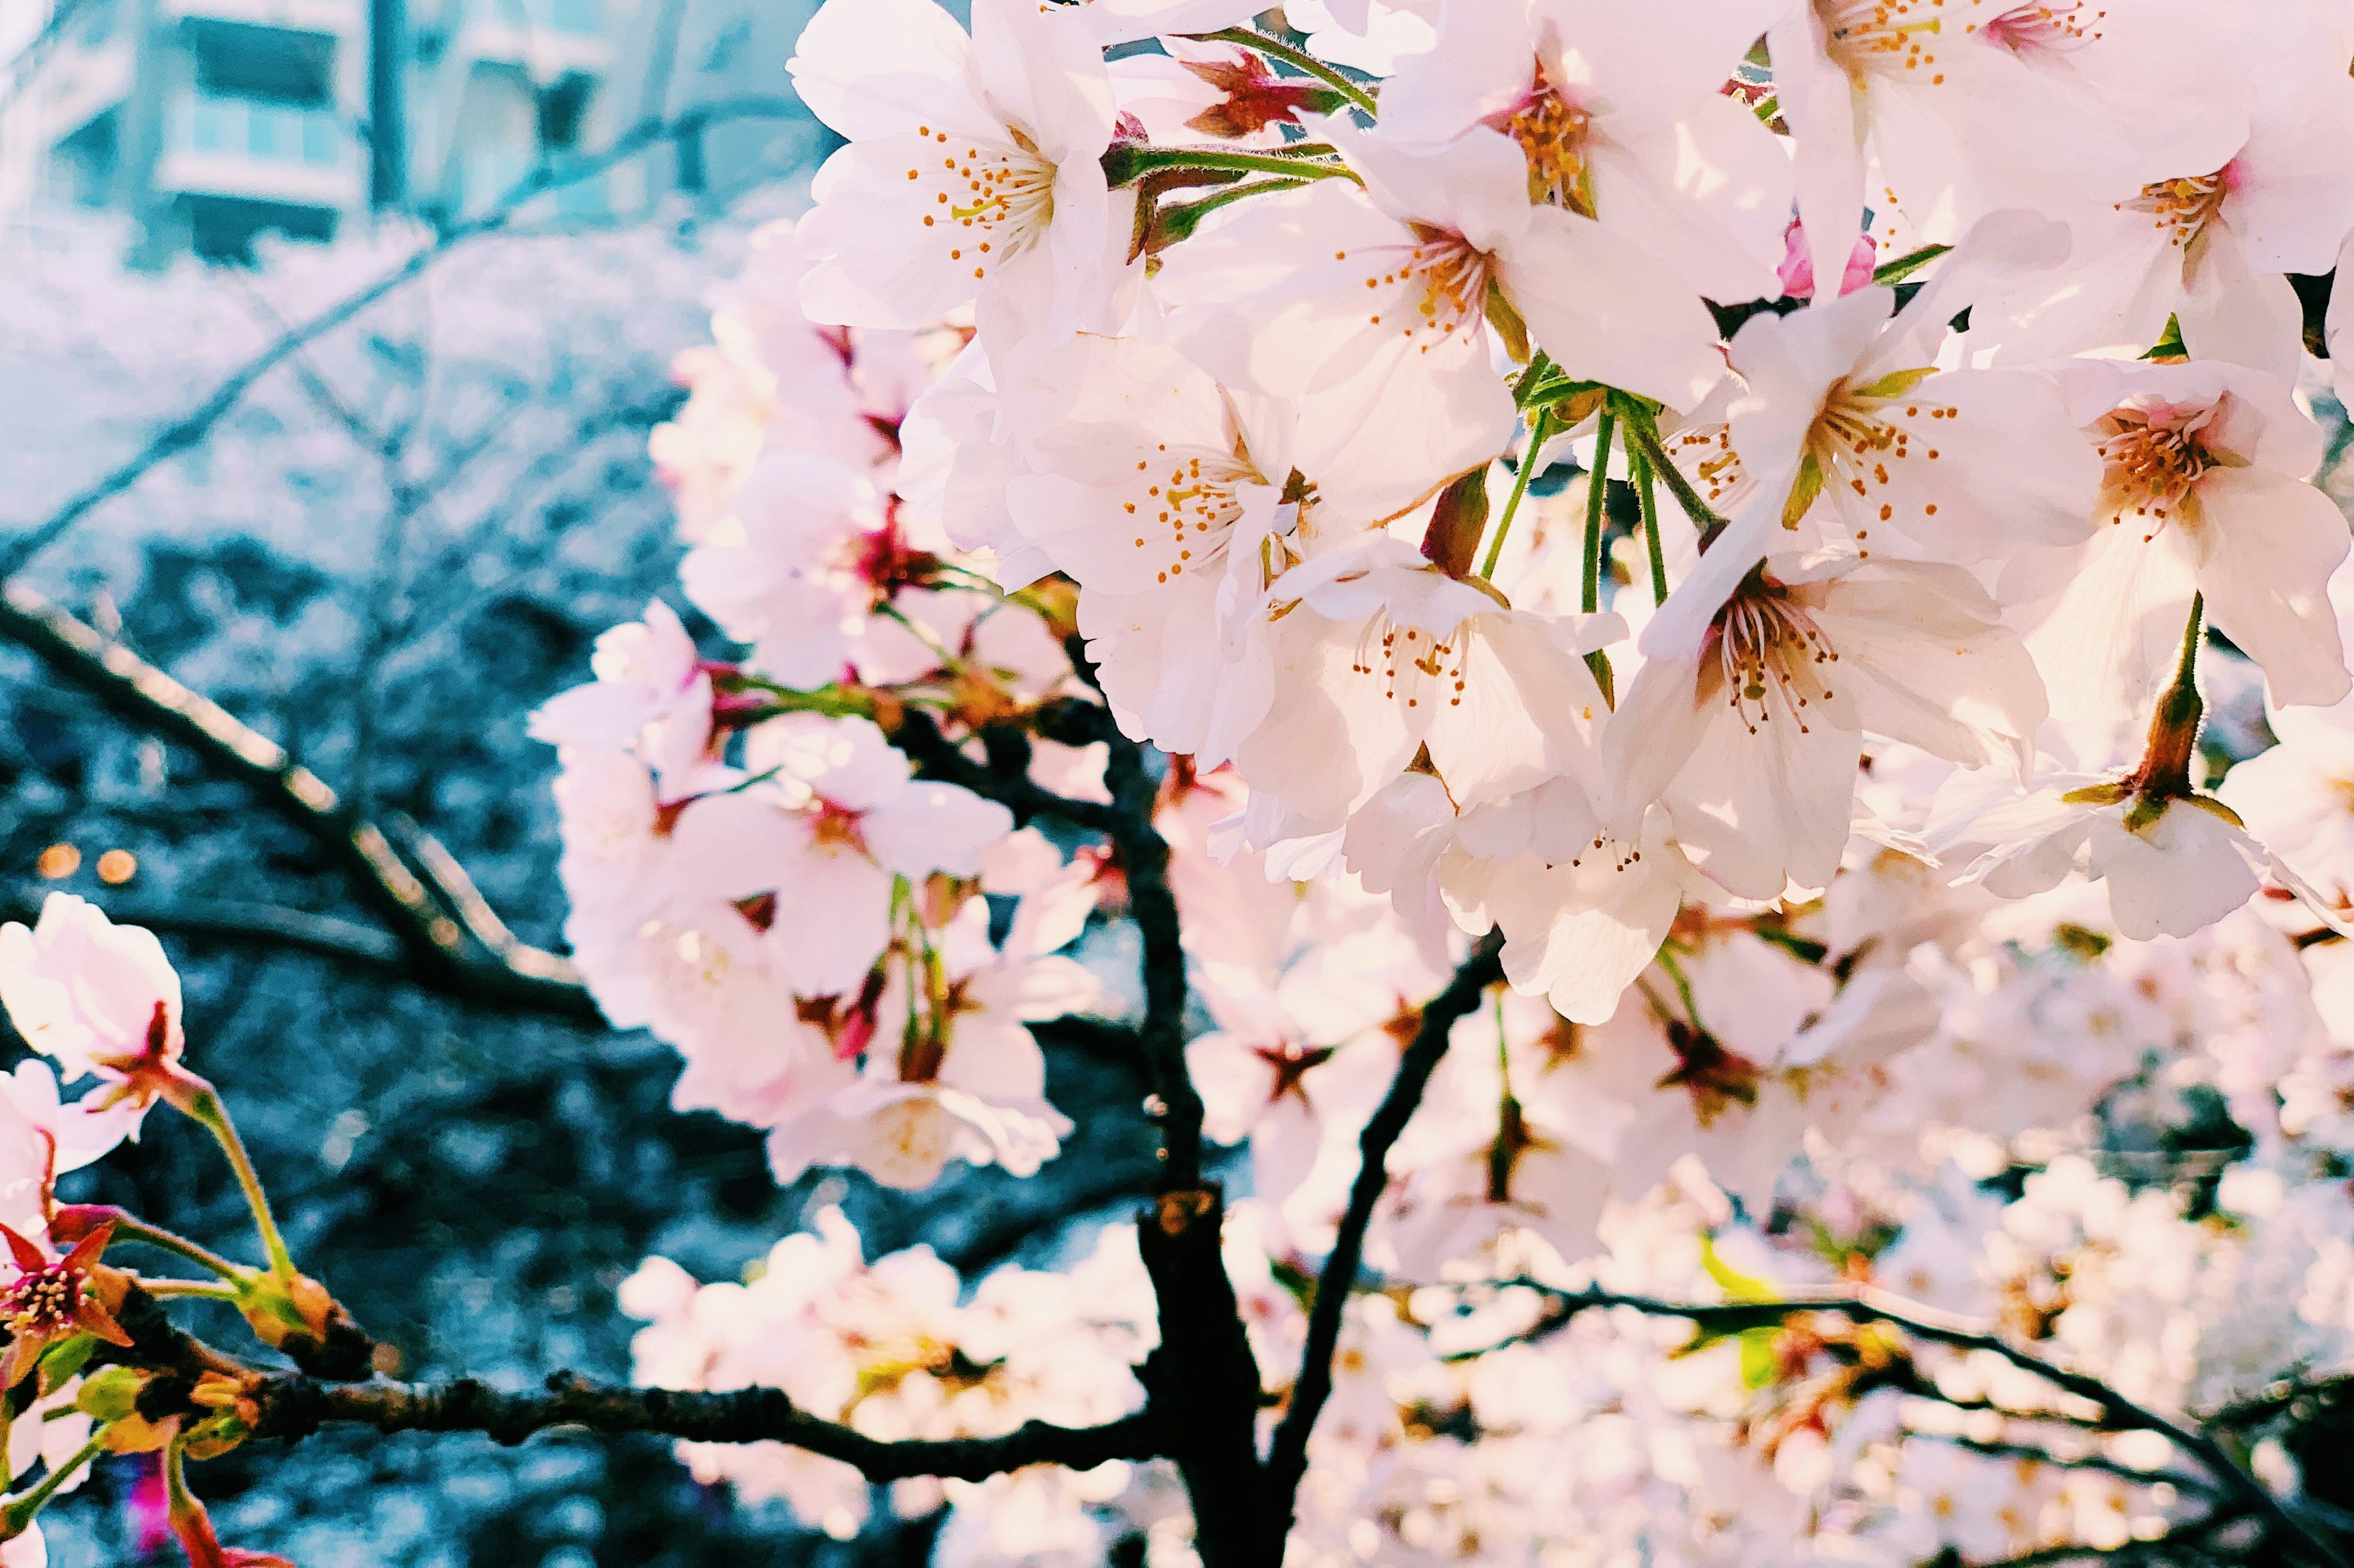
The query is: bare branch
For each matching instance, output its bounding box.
[1046,705,1205,1192]
[0,583,595,1020]
[1263,932,1504,1531]
[99,1278,1160,1483]
[1923,1433,2214,1497]
[248,1372,1165,1480]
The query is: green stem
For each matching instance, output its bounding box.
[1,1426,108,1536]
[1480,407,1553,581]
[1581,408,1617,614]
[1190,28,1380,117]
[1102,145,1358,189]
[1654,946,1703,1030]
[1631,441,1669,607]
[1625,414,1727,547]
[98,1216,250,1282]
[185,1089,295,1281]
[1512,349,1558,408]
[1147,175,1312,250]
[709,673,877,719]
[132,1277,245,1301]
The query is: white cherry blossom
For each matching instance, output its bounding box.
[790,0,1127,344]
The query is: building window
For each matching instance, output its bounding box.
[535,74,591,153]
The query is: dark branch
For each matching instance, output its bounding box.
[1090,720,1205,1193]
[1262,932,1504,1529]
[101,1284,1164,1485]
[248,1372,1164,1481]
[1464,1280,2348,1568]
[1962,1504,2253,1568]
[1926,1433,2214,1496]
[0,584,598,1021]
[887,709,1117,834]
[2204,1372,2353,1431]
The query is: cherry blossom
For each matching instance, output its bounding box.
[789,0,1128,344]
[2004,359,2352,723]
[1375,0,1793,302]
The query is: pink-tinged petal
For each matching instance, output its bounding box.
[787,0,989,143]
[2188,465,2353,710]
[1769,9,1870,308]
[0,1224,48,1276]
[56,1221,111,1276]
[2090,803,2260,940]
[863,785,1015,880]
[1496,206,1724,412]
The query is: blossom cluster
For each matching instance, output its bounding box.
[620,1208,1164,1559]
[544,0,2354,1222]
[528,0,2354,1556]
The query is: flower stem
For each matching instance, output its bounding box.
[1,1426,108,1536]
[184,1088,295,1281]
[1480,407,1553,581]
[1630,440,1668,607]
[1581,408,1617,614]
[1190,28,1380,117]
[1144,175,1312,252]
[90,1214,249,1282]
[133,1277,245,1301]
[1101,144,1358,189]
[1623,414,1726,547]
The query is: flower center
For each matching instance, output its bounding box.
[1973,2,2105,57]
[3,1264,80,1338]
[2090,395,2230,539]
[1710,585,1839,737]
[1125,446,1262,588]
[1350,620,1470,712]
[1672,424,1752,512]
[1819,0,1946,86]
[903,123,1056,284]
[1495,67,1596,217]
[1350,227,1496,356]
[1660,1021,1762,1126]
[2119,169,2230,277]
[1255,1042,1336,1103]
[1790,368,1954,545]
[810,799,870,851]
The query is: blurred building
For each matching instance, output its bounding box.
[0,0,822,260]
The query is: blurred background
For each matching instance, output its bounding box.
[0,1,1177,1562]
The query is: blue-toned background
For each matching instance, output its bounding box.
[0,2,1164,1563]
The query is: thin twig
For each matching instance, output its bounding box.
[0,584,594,1019]
[1262,932,1504,1529]
[1925,1433,2214,1496]
[1472,1280,2347,1568]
